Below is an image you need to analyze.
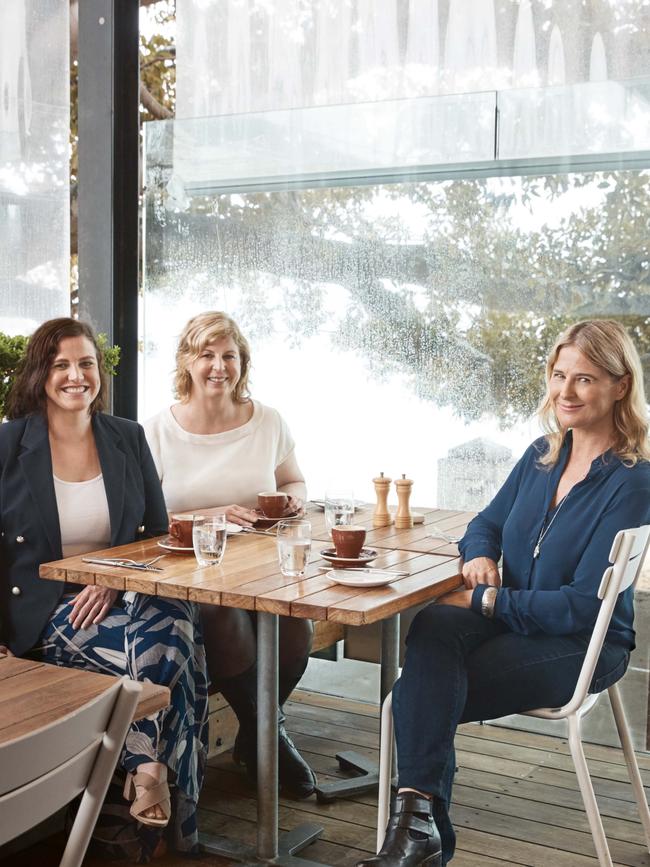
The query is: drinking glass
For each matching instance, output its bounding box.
[193,514,227,567]
[276,519,311,578]
[324,490,354,533]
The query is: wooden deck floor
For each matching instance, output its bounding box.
[200,690,650,867]
[3,689,650,867]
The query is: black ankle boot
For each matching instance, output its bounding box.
[219,665,315,798]
[355,792,442,867]
[232,711,316,799]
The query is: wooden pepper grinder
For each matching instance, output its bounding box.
[372,472,393,528]
[394,474,414,529]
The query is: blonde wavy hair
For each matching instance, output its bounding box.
[538,319,650,466]
[174,311,251,403]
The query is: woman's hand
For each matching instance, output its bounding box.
[222,504,259,527]
[286,495,304,515]
[436,589,473,608]
[0,645,14,658]
[461,557,500,589]
[68,586,119,630]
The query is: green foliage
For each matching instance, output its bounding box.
[96,335,121,378]
[140,30,176,121]
[0,333,29,421]
[0,333,120,420]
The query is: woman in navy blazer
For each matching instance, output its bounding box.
[359,320,650,867]
[0,318,208,860]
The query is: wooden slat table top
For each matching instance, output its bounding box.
[0,657,170,745]
[40,509,472,626]
[308,504,473,555]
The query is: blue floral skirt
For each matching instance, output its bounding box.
[35,593,209,860]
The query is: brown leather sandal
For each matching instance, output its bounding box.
[123,769,171,828]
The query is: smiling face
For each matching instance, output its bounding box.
[549,344,629,438]
[187,336,241,401]
[44,335,101,417]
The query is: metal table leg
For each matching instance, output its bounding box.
[257,610,279,858]
[315,613,399,803]
[202,611,325,864]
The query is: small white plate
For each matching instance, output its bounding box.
[326,569,401,588]
[226,523,243,535]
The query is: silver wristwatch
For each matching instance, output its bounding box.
[481,586,498,619]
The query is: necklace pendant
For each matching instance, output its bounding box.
[533,543,540,559]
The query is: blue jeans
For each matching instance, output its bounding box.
[392,604,630,864]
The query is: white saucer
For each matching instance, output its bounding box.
[320,547,378,568]
[157,536,193,552]
[326,569,401,588]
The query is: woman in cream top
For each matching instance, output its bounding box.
[144,399,297,515]
[144,311,315,799]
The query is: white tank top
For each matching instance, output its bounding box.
[53,473,111,557]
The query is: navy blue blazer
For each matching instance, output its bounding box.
[0,412,168,655]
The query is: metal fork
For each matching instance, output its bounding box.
[239,526,278,537]
[123,554,167,567]
[81,554,166,571]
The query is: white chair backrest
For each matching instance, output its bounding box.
[0,676,141,847]
[605,524,650,596]
[555,525,650,718]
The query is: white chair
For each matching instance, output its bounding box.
[376,525,650,867]
[0,675,141,867]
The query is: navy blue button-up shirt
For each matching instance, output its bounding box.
[460,434,650,648]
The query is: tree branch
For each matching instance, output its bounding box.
[140,82,173,118]
[141,50,175,71]
[70,0,174,119]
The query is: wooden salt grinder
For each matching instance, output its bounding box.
[372,472,392,528]
[394,474,414,529]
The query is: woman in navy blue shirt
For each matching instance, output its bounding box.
[358,320,650,867]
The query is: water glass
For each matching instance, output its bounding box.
[193,514,227,567]
[324,490,354,533]
[276,519,311,578]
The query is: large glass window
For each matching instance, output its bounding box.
[142,165,650,508]
[0,0,70,336]
[176,0,650,116]
[145,0,650,750]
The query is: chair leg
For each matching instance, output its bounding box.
[567,713,613,867]
[60,679,140,867]
[377,693,394,854]
[608,684,650,851]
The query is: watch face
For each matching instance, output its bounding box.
[481,587,497,618]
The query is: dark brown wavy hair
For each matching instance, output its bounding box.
[6,318,108,419]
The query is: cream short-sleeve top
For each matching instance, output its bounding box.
[143,400,295,513]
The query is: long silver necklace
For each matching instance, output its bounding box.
[533,493,570,559]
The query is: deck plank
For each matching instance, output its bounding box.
[199,691,648,866]
[4,690,648,867]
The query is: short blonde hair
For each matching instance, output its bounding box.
[174,311,251,403]
[538,319,650,466]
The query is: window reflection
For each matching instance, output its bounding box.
[0,0,69,335]
[142,169,650,507]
